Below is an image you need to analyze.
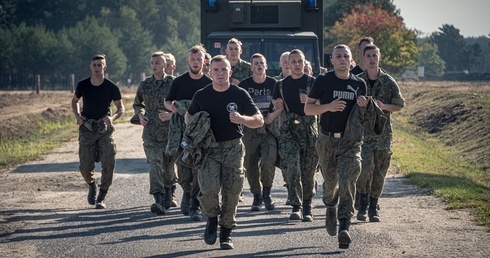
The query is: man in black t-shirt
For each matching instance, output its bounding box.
[186,55,263,250]
[305,44,368,249]
[165,45,212,221]
[238,53,279,212]
[270,49,318,223]
[71,54,125,209]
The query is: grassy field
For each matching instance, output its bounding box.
[391,81,490,228]
[0,91,135,172]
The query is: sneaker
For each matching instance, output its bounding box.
[204,217,218,245]
[325,206,337,236]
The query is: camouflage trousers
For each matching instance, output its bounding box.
[357,142,392,198]
[243,129,277,195]
[143,138,178,195]
[279,123,318,206]
[178,163,200,198]
[197,138,244,229]
[78,123,116,192]
[316,131,362,220]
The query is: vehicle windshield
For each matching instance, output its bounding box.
[206,38,319,76]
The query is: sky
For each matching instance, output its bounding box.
[393,0,490,38]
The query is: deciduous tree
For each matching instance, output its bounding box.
[326,3,418,74]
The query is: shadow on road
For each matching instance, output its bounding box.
[11,158,148,174]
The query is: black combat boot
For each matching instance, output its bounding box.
[189,197,203,221]
[325,206,337,236]
[163,187,172,209]
[151,193,165,215]
[95,189,107,209]
[251,194,263,211]
[338,219,352,249]
[302,199,313,222]
[181,191,191,216]
[369,197,380,222]
[87,182,97,205]
[289,205,302,220]
[204,216,218,245]
[356,193,369,221]
[262,187,275,210]
[219,227,234,250]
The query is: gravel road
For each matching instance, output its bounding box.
[0,123,488,257]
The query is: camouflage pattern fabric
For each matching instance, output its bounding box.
[78,123,116,192]
[357,145,392,197]
[359,69,405,148]
[357,70,404,197]
[178,112,217,170]
[133,75,177,194]
[133,76,174,142]
[166,99,192,156]
[143,138,178,194]
[197,139,244,229]
[178,165,199,195]
[316,131,362,220]
[230,59,252,82]
[242,126,277,195]
[278,113,318,206]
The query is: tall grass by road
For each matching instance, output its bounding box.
[391,82,490,229]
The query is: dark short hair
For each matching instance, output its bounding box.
[363,44,380,55]
[357,37,374,48]
[333,44,351,52]
[211,55,231,68]
[250,53,266,63]
[289,49,305,60]
[91,54,106,61]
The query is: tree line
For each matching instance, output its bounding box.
[0,0,199,89]
[0,0,488,90]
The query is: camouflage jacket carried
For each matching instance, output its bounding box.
[344,99,387,143]
[166,99,193,156]
[177,111,217,170]
[133,75,174,142]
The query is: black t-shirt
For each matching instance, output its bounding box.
[308,71,367,133]
[350,65,364,75]
[165,72,212,101]
[75,77,122,120]
[188,84,259,142]
[272,74,315,116]
[238,76,276,114]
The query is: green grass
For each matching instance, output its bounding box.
[0,119,78,170]
[391,117,490,228]
[0,95,135,171]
